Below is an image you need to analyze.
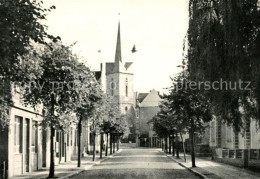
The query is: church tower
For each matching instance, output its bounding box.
[94,20,137,142]
[105,22,135,117]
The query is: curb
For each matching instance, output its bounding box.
[171,157,208,179]
[159,151,209,179]
[61,149,122,179]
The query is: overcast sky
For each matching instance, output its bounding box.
[43,0,189,93]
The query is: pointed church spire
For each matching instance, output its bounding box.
[115,21,122,64]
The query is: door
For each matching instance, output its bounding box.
[25,119,30,172]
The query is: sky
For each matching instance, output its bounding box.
[43,0,189,93]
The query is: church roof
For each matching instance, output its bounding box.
[97,21,134,76]
[115,22,122,63]
[124,62,133,70]
[105,22,133,75]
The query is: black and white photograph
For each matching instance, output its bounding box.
[1,0,260,178]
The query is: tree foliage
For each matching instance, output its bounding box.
[187,0,260,129]
[0,0,59,127]
[153,69,212,167]
[21,42,83,177]
[22,42,80,129]
[0,0,59,80]
[153,70,212,137]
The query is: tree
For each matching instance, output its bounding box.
[152,115,170,153]
[83,92,111,161]
[0,0,59,79]
[186,0,260,130]
[100,100,118,156]
[153,69,212,167]
[22,42,79,178]
[68,61,101,167]
[168,71,212,167]
[0,0,59,127]
[113,115,130,151]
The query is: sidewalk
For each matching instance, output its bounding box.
[10,150,121,179]
[162,151,260,179]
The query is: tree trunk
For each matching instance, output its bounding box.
[169,134,171,154]
[162,138,164,151]
[77,117,82,167]
[180,132,186,162]
[172,132,175,156]
[164,136,167,153]
[48,94,55,178]
[92,132,96,161]
[190,118,196,167]
[100,133,103,159]
[48,126,55,178]
[110,133,113,155]
[105,133,108,156]
[116,135,120,151]
[59,131,61,164]
[113,134,115,153]
[176,133,179,158]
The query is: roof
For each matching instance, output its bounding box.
[137,93,149,103]
[124,62,133,70]
[94,71,101,80]
[139,89,162,107]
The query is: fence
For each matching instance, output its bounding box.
[214,148,260,170]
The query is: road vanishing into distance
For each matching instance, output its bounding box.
[70,148,200,179]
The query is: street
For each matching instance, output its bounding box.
[71,148,200,179]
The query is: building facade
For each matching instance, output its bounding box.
[209,116,260,149]
[0,88,78,178]
[135,89,162,147]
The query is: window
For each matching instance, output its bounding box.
[61,133,65,157]
[111,78,114,96]
[90,133,94,145]
[136,109,139,118]
[74,130,77,147]
[14,116,23,153]
[67,133,70,147]
[216,119,222,148]
[31,121,38,152]
[210,121,216,143]
[71,127,73,146]
[234,129,239,149]
[125,78,128,97]
[245,120,251,149]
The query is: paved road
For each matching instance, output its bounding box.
[71,148,200,179]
